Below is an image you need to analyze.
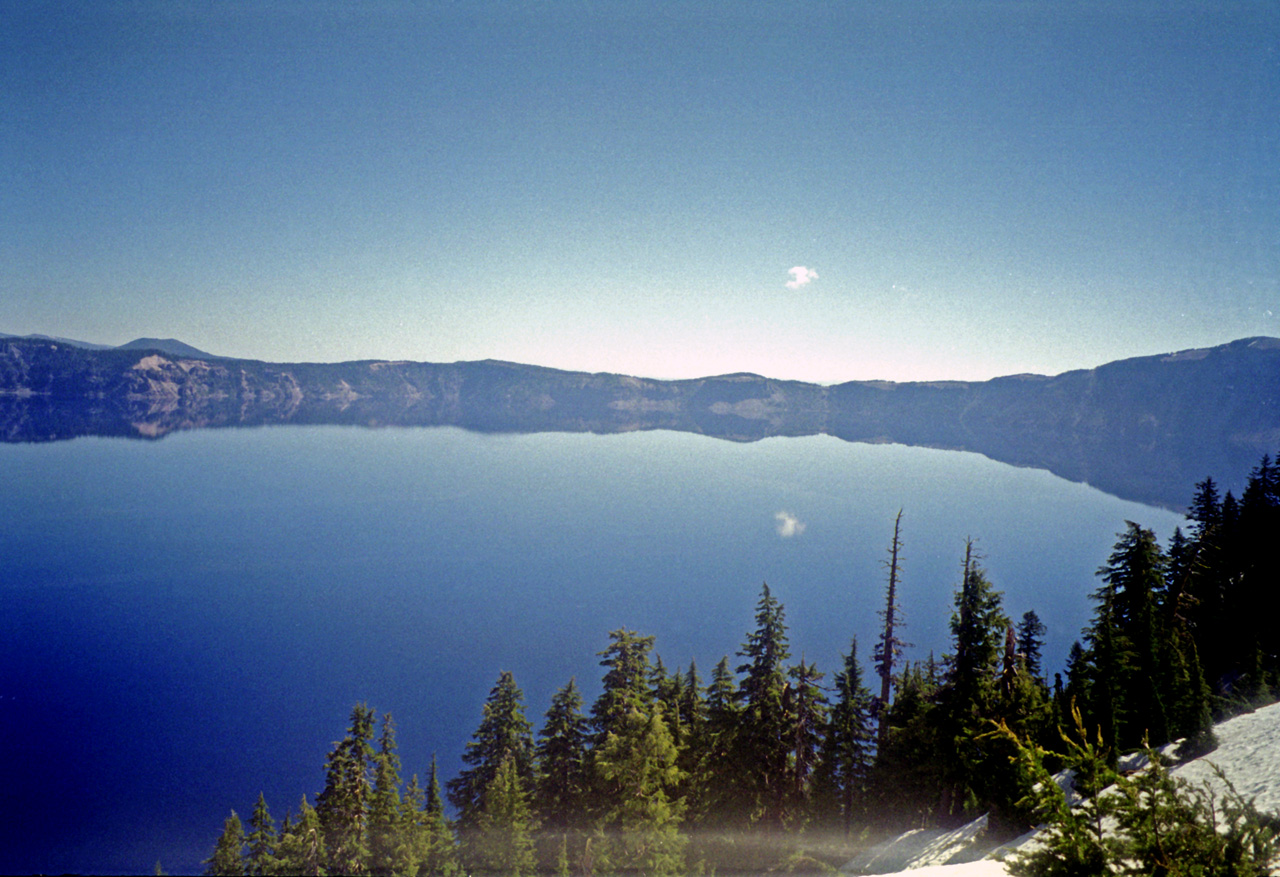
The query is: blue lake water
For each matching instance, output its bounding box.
[0,426,1184,874]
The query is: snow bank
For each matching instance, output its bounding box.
[844,700,1280,876]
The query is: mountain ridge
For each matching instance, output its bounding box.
[2,334,1277,509]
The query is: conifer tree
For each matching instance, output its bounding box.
[535,678,590,870]
[687,655,740,824]
[590,628,659,820]
[470,755,538,875]
[869,661,941,825]
[680,661,706,734]
[246,793,277,877]
[936,541,1010,818]
[368,713,404,875]
[1015,610,1046,683]
[205,810,247,877]
[398,773,431,877]
[786,659,828,824]
[1090,522,1170,750]
[734,583,793,827]
[816,638,875,835]
[592,629,657,734]
[316,703,377,874]
[448,671,536,834]
[592,703,687,874]
[421,756,458,875]
[536,678,590,829]
[274,796,325,877]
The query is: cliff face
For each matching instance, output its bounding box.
[3,336,1278,508]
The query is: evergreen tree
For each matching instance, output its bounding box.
[590,629,658,820]
[734,582,793,827]
[592,703,687,874]
[873,511,907,750]
[680,661,706,735]
[470,755,538,875]
[274,796,325,877]
[687,655,740,825]
[398,774,431,877]
[935,541,1010,819]
[870,661,941,826]
[205,810,247,877]
[1015,611,1047,683]
[421,756,458,875]
[1092,522,1170,749]
[786,658,828,824]
[535,678,590,871]
[246,793,278,877]
[448,671,536,833]
[535,678,590,829]
[591,629,657,738]
[368,713,404,875]
[316,703,377,875]
[816,638,875,835]
[1061,640,1090,718]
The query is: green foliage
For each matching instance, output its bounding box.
[734,582,794,827]
[469,755,538,875]
[996,708,1280,877]
[274,796,325,877]
[246,793,277,876]
[535,678,590,830]
[815,638,875,834]
[447,670,535,833]
[315,703,376,874]
[935,543,1011,820]
[593,704,687,874]
[205,810,247,876]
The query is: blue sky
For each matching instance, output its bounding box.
[3,1,1277,382]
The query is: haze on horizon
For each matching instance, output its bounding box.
[3,2,1277,384]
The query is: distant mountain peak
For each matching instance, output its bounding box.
[115,338,219,359]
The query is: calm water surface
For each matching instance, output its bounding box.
[0,426,1184,874]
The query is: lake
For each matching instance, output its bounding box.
[0,425,1184,874]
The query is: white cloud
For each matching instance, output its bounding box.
[775,511,806,538]
[786,266,818,289]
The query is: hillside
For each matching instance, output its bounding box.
[1,335,1278,507]
[846,699,1280,875]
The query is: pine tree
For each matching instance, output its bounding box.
[1092,522,1170,749]
[535,678,590,871]
[734,582,793,827]
[687,655,740,825]
[869,661,941,826]
[422,756,458,875]
[786,658,828,825]
[448,671,536,834]
[205,810,247,877]
[536,678,590,829]
[591,629,657,742]
[936,541,1010,819]
[274,796,325,877]
[592,703,687,874]
[398,773,431,877]
[873,511,907,750]
[470,755,538,875]
[368,713,404,875]
[590,628,659,822]
[816,638,875,835]
[246,793,277,877]
[316,703,377,875]
[1015,610,1047,683]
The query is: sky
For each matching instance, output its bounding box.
[2,1,1277,383]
